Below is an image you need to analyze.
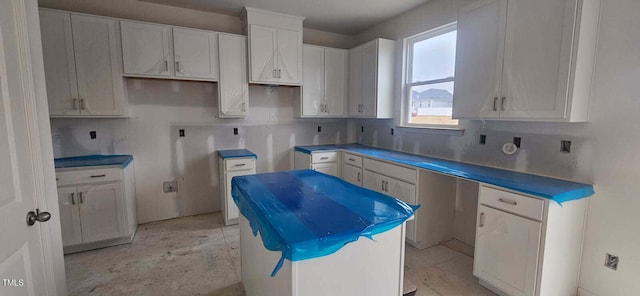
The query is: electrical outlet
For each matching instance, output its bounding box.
[89,131,97,139]
[561,140,572,153]
[163,180,178,193]
[479,134,487,145]
[513,137,521,148]
[233,128,238,135]
[605,254,619,270]
[361,126,364,133]
[179,129,185,137]
[317,126,322,133]
[391,128,394,135]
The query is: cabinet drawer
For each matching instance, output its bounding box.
[343,153,362,168]
[225,158,255,171]
[479,186,544,221]
[312,151,337,163]
[56,168,121,186]
[364,158,417,184]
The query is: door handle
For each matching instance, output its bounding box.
[357,172,361,182]
[278,69,281,78]
[233,163,246,167]
[320,157,329,160]
[26,209,51,226]
[273,69,277,78]
[479,212,485,227]
[80,98,85,110]
[176,61,182,73]
[71,192,76,205]
[498,198,518,206]
[493,97,498,111]
[79,192,84,204]
[90,174,106,178]
[73,98,79,110]
[501,97,506,111]
[164,60,169,72]
[384,181,389,192]
[381,180,385,191]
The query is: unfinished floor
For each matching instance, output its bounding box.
[65,213,495,296]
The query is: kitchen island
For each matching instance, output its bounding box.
[231,170,417,296]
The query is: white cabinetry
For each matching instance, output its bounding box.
[40,10,126,117]
[474,185,587,296]
[218,34,249,118]
[121,21,220,81]
[294,151,338,177]
[55,164,137,254]
[348,39,395,118]
[453,0,601,122]
[296,45,348,117]
[342,153,363,186]
[219,155,256,225]
[243,8,304,86]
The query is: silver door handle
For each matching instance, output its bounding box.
[493,97,498,111]
[348,158,356,161]
[501,97,506,111]
[242,102,246,112]
[278,69,281,78]
[176,61,182,73]
[273,69,277,78]
[71,192,76,205]
[498,198,518,206]
[320,157,329,160]
[479,212,485,227]
[384,181,389,192]
[381,180,385,191]
[357,172,361,182]
[90,174,106,178]
[233,163,246,167]
[164,60,169,72]
[79,192,84,204]
[80,98,85,110]
[73,98,79,110]
[26,209,51,226]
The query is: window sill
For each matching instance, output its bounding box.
[395,125,465,136]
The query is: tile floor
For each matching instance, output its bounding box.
[65,213,495,296]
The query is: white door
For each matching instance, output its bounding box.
[218,34,248,118]
[173,27,218,80]
[362,171,387,195]
[78,183,125,243]
[324,48,348,116]
[120,21,172,76]
[474,205,541,296]
[361,41,378,117]
[386,177,417,241]
[57,187,82,247]
[0,0,63,294]
[348,46,363,116]
[71,15,124,116]
[38,10,79,116]
[276,28,301,84]
[452,0,506,119]
[499,0,574,119]
[302,45,324,116]
[249,25,277,83]
[311,163,338,177]
[342,164,362,186]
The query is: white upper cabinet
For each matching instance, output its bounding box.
[40,9,127,117]
[173,28,219,80]
[348,38,395,118]
[453,0,601,122]
[297,45,348,117]
[121,21,172,77]
[218,34,249,118]
[243,7,304,86]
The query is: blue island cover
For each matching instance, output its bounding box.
[231,169,419,276]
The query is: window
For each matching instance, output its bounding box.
[404,23,458,128]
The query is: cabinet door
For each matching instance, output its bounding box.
[348,46,363,116]
[386,177,417,241]
[361,41,378,117]
[173,28,219,80]
[249,25,277,83]
[71,15,124,116]
[362,170,387,195]
[57,187,82,247]
[342,164,362,186]
[452,0,506,119]
[474,205,541,296]
[218,34,249,118]
[121,21,172,76]
[78,183,125,243]
[302,45,324,116]
[311,163,337,177]
[324,48,348,116]
[276,29,302,84]
[224,169,254,222]
[39,10,80,116]
[499,0,575,119]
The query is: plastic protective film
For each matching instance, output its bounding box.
[231,169,419,276]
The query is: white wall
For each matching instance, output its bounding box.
[351,0,640,294]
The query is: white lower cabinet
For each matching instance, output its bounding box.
[219,156,256,225]
[342,163,362,186]
[56,164,137,254]
[294,151,339,177]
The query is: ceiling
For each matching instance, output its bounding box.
[139,0,430,35]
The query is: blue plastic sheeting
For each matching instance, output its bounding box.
[231,169,418,276]
[296,144,594,204]
[54,155,133,169]
[217,149,257,159]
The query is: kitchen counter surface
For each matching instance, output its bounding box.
[295,144,593,204]
[54,155,133,169]
[217,149,257,159]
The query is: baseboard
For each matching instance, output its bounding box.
[63,227,137,254]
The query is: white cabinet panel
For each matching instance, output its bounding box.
[361,41,378,117]
[71,15,124,116]
[121,21,172,77]
[276,28,301,84]
[57,187,82,246]
[299,45,347,118]
[311,163,338,177]
[224,170,250,221]
[302,45,324,116]
[173,28,218,80]
[348,39,394,118]
[249,25,277,83]
[218,34,249,118]
[324,48,348,116]
[363,170,386,195]
[78,183,125,243]
[219,157,256,225]
[39,10,79,116]
[348,46,363,116]
[342,164,362,186]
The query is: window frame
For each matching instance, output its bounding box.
[402,22,460,130]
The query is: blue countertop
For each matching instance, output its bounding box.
[295,144,594,204]
[217,149,257,159]
[231,169,417,276]
[54,155,133,169]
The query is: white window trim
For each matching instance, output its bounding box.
[401,22,461,131]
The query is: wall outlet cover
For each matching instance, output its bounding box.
[163,180,178,193]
